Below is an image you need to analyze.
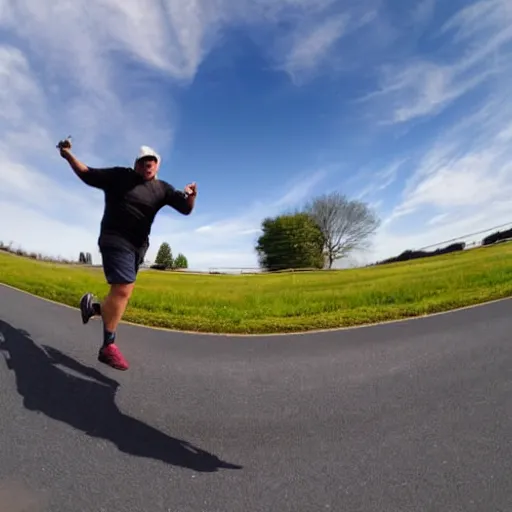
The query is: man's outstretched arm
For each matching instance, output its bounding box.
[61,148,89,175]
[164,182,197,215]
[58,139,119,190]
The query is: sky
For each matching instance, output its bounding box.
[1,0,511,271]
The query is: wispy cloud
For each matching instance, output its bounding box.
[426,212,450,227]
[361,0,512,124]
[1,0,358,88]
[276,14,348,84]
[439,0,508,41]
[0,44,102,214]
[372,86,512,260]
[0,0,362,160]
[355,159,406,200]
[0,200,101,262]
[363,2,512,263]
[0,47,44,125]
[192,167,328,237]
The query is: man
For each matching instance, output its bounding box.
[57,138,197,371]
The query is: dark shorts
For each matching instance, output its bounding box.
[100,245,147,285]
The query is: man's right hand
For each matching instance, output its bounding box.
[57,138,90,175]
[56,137,72,158]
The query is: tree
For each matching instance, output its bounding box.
[304,192,380,268]
[255,212,325,271]
[174,253,188,269]
[79,252,92,264]
[155,242,173,269]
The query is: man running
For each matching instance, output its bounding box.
[57,138,197,371]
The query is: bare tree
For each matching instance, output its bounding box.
[304,192,381,268]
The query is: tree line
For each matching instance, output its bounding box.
[371,227,512,266]
[255,192,381,271]
[79,252,92,264]
[482,227,512,246]
[373,242,466,266]
[152,242,188,270]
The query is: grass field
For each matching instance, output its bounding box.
[1,243,512,334]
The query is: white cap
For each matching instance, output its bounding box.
[134,145,160,166]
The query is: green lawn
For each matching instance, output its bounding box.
[1,243,512,334]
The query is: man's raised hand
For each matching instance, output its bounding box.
[184,182,197,197]
[56,136,72,158]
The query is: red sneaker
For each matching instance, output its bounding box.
[98,343,129,371]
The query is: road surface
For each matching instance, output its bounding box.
[1,284,511,512]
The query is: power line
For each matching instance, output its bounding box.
[417,220,512,251]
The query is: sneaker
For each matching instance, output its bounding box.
[98,344,129,371]
[80,292,95,324]
[80,292,101,324]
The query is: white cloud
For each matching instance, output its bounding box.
[426,212,449,227]
[370,90,512,261]
[439,0,509,41]
[400,152,508,211]
[1,0,355,89]
[0,44,103,217]
[273,167,329,207]
[355,159,406,200]
[363,56,495,125]
[346,0,512,265]
[373,206,512,261]
[276,14,348,84]
[0,47,44,125]
[392,63,485,124]
[0,0,361,166]
[361,0,512,124]
[0,200,102,263]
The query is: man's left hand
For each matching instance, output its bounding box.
[185,182,197,197]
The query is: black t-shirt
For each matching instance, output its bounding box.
[78,166,191,252]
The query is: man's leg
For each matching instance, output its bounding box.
[100,283,134,344]
[96,246,139,370]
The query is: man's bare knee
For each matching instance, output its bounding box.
[110,283,135,300]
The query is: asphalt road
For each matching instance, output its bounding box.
[1,284,512,512]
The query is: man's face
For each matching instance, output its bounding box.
[135,156,158,180]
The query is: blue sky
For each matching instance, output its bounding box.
[1,0,511,270]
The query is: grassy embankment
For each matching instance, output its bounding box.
[1,243,512,334]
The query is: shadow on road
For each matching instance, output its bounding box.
[0,319,242,473]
